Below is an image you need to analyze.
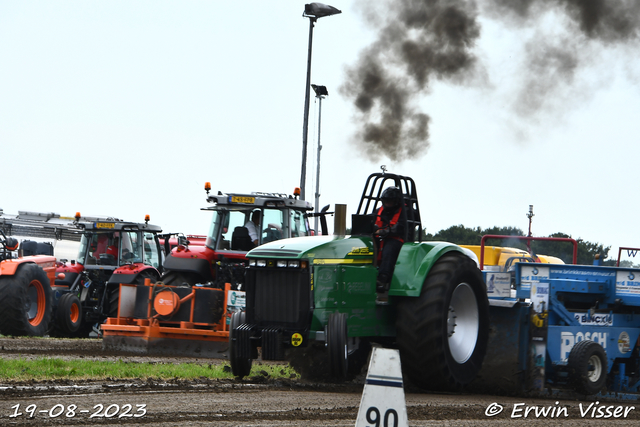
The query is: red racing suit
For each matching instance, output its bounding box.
[374,203,407,288]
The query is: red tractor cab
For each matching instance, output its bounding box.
[102,184,328,357]
[161,187,317,289]
[55,214,164,336]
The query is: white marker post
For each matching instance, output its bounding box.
[355,348,408,427]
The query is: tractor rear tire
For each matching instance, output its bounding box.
[568,340,607,395]
[106,270,159,319]
[396,252,489,391]
[160,271,198,287]
[229,311,252,378]
[55,293,82,335]
[0,264,53,336]
[108,284,121,319]
[327,312,348,379]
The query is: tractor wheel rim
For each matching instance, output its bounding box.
[69,302,80,323]
[587,354,603,382]
[27,280,46,326]
[447,282,479,364]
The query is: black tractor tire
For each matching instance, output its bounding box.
[327,312,348,379]
[229,310,252,378]
[0,263,53,336]
[289,327,370,382]
[107,284,121,319]
[107,270,159,319]
[568,340,607,395]
[396,252,490,391]
[160,271,199,287]
[55,293,82,335]
[134,269,160,286]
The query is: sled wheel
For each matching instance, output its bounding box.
[56,293,82,334]
[229,310,252,378]
[396,252,490,390]
[0,264,53,336]
[327,312,348,379]
[568,340,607,395]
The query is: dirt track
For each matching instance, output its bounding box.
[1,337,640,426]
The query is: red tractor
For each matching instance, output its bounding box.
[53,213,165,336]
[0,229,57,336]
[102,183,327,356]
[159,183,322,289]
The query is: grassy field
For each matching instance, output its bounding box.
[0,357,298,382]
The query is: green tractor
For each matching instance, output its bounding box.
[231,172,490,390]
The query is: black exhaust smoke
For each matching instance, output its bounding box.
[341,0,640,161]
[341,0,481,162]
[488,0,640,119]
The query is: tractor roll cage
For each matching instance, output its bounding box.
[354,172,422,242]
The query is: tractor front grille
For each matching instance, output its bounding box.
[245,266,311,331]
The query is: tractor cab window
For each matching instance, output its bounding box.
[206,211,220,250]
[262,209,284,243]
[207,210,248,251]
[289,209,310,238]
[78,233,110,265]
[77,233,92,265]
[120,231,142,265]
[143,232,160,268]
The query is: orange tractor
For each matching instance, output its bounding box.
[0,229,57,336]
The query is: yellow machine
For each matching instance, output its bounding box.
[462,245,564,272]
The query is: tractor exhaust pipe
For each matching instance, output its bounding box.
[334,204,346,236]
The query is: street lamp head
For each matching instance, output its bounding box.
[311,84,328,97]
[303,3,342,20]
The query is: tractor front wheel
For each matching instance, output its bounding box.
[0,264,53,336]
[55,293,82,335]
[396,252,489,390]
[327,312,348,379]
[229,310,252,378]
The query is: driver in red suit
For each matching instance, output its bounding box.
[374,186,407,305]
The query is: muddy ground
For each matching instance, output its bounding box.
[1,337,639,426]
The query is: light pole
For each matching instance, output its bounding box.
[300,3,341,201]
[311,84,328,234]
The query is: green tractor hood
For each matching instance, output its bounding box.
[247,235,473,297]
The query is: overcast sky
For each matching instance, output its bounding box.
[2,1,639,262]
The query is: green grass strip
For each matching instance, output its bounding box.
[0,357,299,382]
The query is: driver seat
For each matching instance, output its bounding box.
[231,226,254,251]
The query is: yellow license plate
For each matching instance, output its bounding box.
[230,196,255,204]
[96,222,115,229]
